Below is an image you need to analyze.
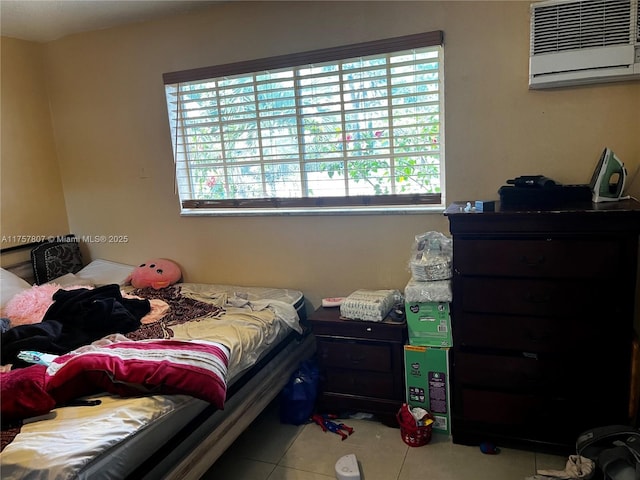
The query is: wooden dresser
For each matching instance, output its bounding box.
[445,199,640,453]
[309,306,407,426]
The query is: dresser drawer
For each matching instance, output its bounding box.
[458,388,623,429]
[455,352,591,391]
[460,389,555,426]
[454,313,618,352]
[453,238,622,278]
[458,388,578,431]
[317,340,391,372]
[324,369,396,399]
[460,277,617,317]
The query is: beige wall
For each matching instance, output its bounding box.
[2,1,639,309]
[0,37,69,263]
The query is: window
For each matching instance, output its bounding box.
[163,31,444,215]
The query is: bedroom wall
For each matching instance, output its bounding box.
[5,1,639,308]
[0,37,69,264]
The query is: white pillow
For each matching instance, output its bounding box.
[47,272,94,288]
[75,259,135,286]
[0,268,32,309]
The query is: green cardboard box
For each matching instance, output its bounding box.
[404,345,451,434]
[405,302,452,347]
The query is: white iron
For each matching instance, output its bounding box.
[590,148,628,203]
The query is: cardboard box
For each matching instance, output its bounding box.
[405,302,452,347]
[404,345,451,434]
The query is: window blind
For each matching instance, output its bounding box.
[163,31,444,213]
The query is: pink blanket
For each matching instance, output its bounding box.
[1,338,228,426]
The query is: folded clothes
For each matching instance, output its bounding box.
[1,284,150,365]
[404,277,452,303]
[525,455,595,480]
[340,289,400,322]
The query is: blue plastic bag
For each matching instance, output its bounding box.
[279,359,319,425]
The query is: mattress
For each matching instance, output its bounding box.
[0,282,307,480]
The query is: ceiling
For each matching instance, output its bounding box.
[0,0,220,43]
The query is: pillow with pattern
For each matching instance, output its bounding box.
[31,236,83,285]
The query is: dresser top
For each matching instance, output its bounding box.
[445,198,640,215]
[444,199,640,234]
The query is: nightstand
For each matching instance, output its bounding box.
[309,306,407,426]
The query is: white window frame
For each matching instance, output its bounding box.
[163,31,445,216]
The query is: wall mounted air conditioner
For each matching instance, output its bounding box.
[529,0,640,88]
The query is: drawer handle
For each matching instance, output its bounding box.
[348,354,366,365]
[525,292,551,304]
[520,255,546,267]
[521,372,540,384]
[525,331,551,344]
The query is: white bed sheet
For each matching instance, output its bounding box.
[0,283,304,480]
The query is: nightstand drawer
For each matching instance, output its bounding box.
[453,238,621,278]
[312,319,406,342]
[317,340,391,372]
[460,277,617,317]
[324,370,395,399]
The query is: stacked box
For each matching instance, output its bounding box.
[404,345,451,434]
[404,232,453,348]
[405,301,452,347]
[403,231,453,434]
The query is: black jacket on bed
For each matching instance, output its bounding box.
[1,284,150,366]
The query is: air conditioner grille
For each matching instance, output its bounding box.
[637,0,640,40]
[532,0,633,54]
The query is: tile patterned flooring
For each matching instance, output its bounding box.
[201,401,569,480]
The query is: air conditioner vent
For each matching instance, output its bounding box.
[637,0,640,39]
[532,0,632,54]
[529,0,640,88]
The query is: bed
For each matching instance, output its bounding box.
[0,239,314,480]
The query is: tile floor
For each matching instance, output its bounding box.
[201,401,569,480]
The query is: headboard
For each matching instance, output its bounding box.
[0,241,39,283]
[1,235,83,284]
